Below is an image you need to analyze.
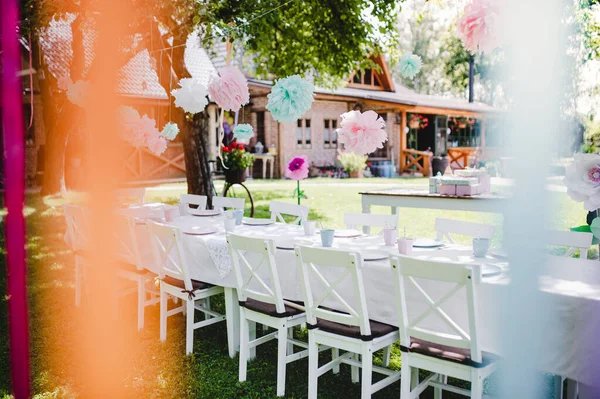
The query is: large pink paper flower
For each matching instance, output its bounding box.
[457,0,500,54]
[208,66,250,112]
[286,156,309,180]
[338,110,388,155]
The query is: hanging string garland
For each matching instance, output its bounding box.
[161,122,180,140]
[207,66,250,112]
[266,75,314,123]
[171,78,209,114]
[398,52,422,79]
[337,110,388,155]
[232,123,253,140]
[457,0,500,54]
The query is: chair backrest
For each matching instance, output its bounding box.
[213,196,245,211]
[113,211,143,269]
[117,188,146,204]
[390,255,483,363]
[547,230,593,259]
[63,204,91,252]
[269,201,309,224]
[180,194,207,215]
[146,220,193,290]
[227,234,288,314]
[435,218,495,244]
[344,213,397,233]
[295,246,372,337]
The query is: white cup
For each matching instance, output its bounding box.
[224,218,236,232]
[397,238,414,255]
[303,220,316,236]
[224,210,235,220]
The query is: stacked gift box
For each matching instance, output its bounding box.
[429,168,490,196]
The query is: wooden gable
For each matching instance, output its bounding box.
[347,54,395,92]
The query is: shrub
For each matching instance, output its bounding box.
[337,151,367,173]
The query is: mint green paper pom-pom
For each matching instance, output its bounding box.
[266,75,314,123]
[233,124,254,140]
[160,122,179,140]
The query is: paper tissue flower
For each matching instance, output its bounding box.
[233,124,254,140]
[58,76,73,91]
[67,80,91,107]
[286,156,309,180]
[208,66,249,112]
[146,134,168,156]
[564,153,600,211]
[172,78,208,114]
[399,52,422,79]
[338,110,388,155]
[160,122,180,140]
[266,75,314,123]
[457,0,500,54]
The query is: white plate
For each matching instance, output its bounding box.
[361,250,389,261]
[188,209,222,217]
[276,240,296,250]
[334,229,362,238]
[413,238,445,248]
[181,226,217,235]
[489,248,508,260]
[482,264,503,277]
[242,217,275,226]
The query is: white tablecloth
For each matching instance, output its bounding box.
[137,215,600,385]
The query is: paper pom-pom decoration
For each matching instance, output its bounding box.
[266,75,314,123]
[208,66,249,112]
[338,110,388,155]
[399,52,422,79]
[146,135,168,156]
[67,80,90,107]
[457,0,500,54]
[172,78,209,114]
[233,124,254,140]
[564,153,600,211]
[160,122,180,140]
[58,76,73,91]
[285,156,309,180]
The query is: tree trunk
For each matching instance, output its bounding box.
[181,110,215,207]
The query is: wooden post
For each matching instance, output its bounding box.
[400,110,407,174]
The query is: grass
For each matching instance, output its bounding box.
[0,177,585,398]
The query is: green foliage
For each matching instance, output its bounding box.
[582,118,600,153]
[220,143,254,170]
[337,151,367,173]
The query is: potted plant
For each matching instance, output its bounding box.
[408,114,429,130]
[221,142,255,183]
[337,151,367,178]
[457,117,468,128]
[432,152,450,176]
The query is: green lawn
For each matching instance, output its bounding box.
[0,177,584,398]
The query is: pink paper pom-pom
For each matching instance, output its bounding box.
[285,156,309,180]
[57,76,73,91]
[208,66,250,112]
[146,134,168,156]
[457,0,500,54]
[338,110,388,155]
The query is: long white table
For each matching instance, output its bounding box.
[137,215,600,387]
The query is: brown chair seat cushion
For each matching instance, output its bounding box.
[118,261,151,275]
[312,318,398,342]
[241,298,304,318]
[162,276,213,291]
[405,338,500,368]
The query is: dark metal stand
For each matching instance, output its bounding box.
[222,182,255,217]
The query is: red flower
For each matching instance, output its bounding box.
[222,146,230,153]
[238,144,245,150]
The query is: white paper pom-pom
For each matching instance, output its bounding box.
[171,78,208,114]
[67,80,91,107]
[160,122,180,141]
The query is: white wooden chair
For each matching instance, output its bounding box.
[117,187,146,204]
[390,255,499,399]
[63,204,91,307]
[344,213,397,234]
[547,230,593,259]
[435,218,495,243]
[269,201,309,224]
[179,193,208,215]
[295,246,400,399]
[227,234,308,397]
[213,196,245,211]
[147,220,226,355]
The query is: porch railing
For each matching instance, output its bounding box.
[400,149,431,176]
[447,147,476,170]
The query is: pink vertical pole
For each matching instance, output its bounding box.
[1,1,31,398]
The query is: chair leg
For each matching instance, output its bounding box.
[137,278,145,331]
[204,297,211,320]
[401,362,412,399]
[382,345,391,367]
[554,376,564,399]
[185,299,195,355]
[239,309,249,382]
[470,370,483,399]
[434,374,446,399]
[287,327,294,356]
[351,354,360,383]
[308,331,318,399]
[332,348,340,374]
[249,321,257,360]
[276,326,288,397]
[159,283,167,341]
[361,346,372,399]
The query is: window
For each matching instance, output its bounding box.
[369,113,389,159]
[324,119,338,148]
[447,117,480,148]
[256,111,265,144]
[297,119,312,148]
